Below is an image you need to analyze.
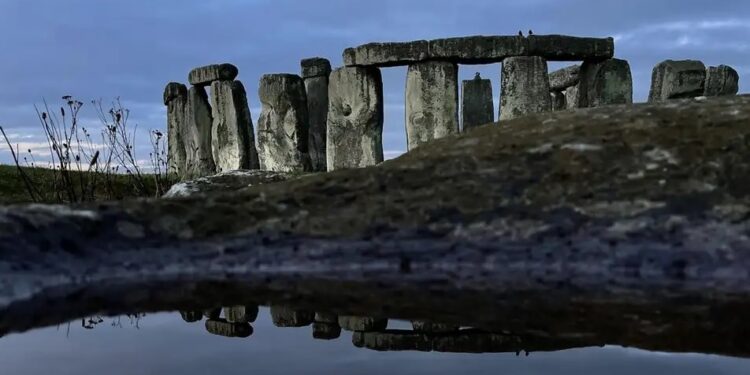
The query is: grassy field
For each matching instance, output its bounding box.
[0,164,166,204]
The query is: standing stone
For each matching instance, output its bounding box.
[499,56,551,121]
[164,82,188,177]
[406,61,459,149]
[301,58,332,172]
[648,60,706,102]
[257,74,312,172]
[704,65,740,97]
[550,91,566,111]
[210,80,259,172]
[313,322,342,340]
[577,58,633,108]
[184,85,216,178]
[327,66,384,171]
[565,84,580,109]
[461,73,494,131]
[270,305,315,327]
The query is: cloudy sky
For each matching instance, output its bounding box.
[0,0,748,165]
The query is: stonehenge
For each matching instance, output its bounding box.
[257,74,312,172]
[500,56,551,121]
[405,61,459,149]
[165,35,742,179]
[327,66,384,170]
[461,73,494,130]
[301,58,332,172]
[167,63,258,180]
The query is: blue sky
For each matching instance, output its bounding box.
[0,0,748,165]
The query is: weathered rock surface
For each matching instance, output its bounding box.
[461,73,494,131]
[577,58,633,108]
[648,60,706,102]
[224,305,259,323]
[704,65,740,97]
[164,82,188,177]
[257,74,312,172]
[550,91,566,111]
[180,311,202,323]
[184,85,216,178]
[301,57,332,79]
[302,59,332,172]
[163,170,293,198]
[548,65,580,91]
[205,319,253,338]
[338,316,388,332]
[406,61,459,150]
[344,35,614,67]
[500,56,551,120]
[343,40,430,67]
[210,80,259,172]
[327,66,384,170]
[565,84,580,109]
[270,306,315,327]
[188,63,239,86]
[3,96,750,345]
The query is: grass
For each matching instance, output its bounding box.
[0,164,162,205]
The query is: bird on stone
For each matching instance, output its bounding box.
[474,72,481,80]
[529,29,534,35]
[518,30,523,36]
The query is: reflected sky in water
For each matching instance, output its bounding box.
[1,308,748,375]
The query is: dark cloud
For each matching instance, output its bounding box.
[0,0,748,162]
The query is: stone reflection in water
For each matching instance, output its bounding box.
[180,311,203,323]
[270,305,315,327]
[203,308,222,320]
[205,319,253,338]
[224,305,259,324]
[312,312,342,340]
[411,320,459,333]
[338,316,388,332]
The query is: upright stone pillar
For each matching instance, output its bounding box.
[301,58,332,172]
[648,60,706,102]
[164,82,188,177]
[461,73,494,131]
[210,80,259,172]
[550,91,566,111]
[184,85,216,178]
[327,66,384,171]
[704,65,739,97]
[270,306,315,327]
[257,74,312,172]
[405,61,459,149]
[565,84,580,109]
[499,56,551,121]
[577,58,633,108]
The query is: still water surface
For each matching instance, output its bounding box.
[1,306,748,375]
